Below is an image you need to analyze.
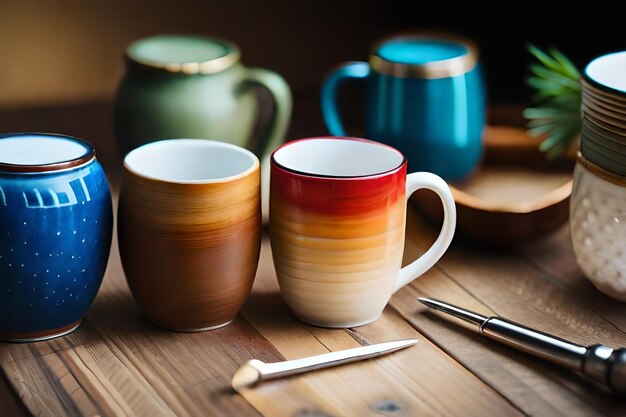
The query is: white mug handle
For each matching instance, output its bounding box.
[394,172,456,293]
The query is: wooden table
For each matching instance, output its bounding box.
[1,103,626,417]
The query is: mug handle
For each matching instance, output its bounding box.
[243,68,293,157]
[394,172,457,293]
[320,61,370,136]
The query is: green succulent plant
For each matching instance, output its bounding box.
[523,44,582,159]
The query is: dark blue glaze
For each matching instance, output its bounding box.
[0,154,112,336]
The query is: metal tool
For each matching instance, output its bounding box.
[418,297,626,394]
[231,339,417,390]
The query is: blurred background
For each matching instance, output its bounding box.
[0,0,624,167]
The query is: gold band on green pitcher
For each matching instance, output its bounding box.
[369,34,479,79]
[126,36,241,75]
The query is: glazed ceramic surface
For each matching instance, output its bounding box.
[415,126,574,246]
[118,139,261,331]
[321,34,485,181]
[584,51,626,96]
[571,157,626,301]
[270,137,456,328]
[0,133,113,342]
[580,52,626,179]
[114,35,291,159]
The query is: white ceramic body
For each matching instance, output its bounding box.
[270,137,457,328]
[571,161,626,300]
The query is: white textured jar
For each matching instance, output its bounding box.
[571,156,626,301]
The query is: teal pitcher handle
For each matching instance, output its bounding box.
[244,68,293,157]
[321,61,370,136]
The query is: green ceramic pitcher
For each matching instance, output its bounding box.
[114,35,292,158]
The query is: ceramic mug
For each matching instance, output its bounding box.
[321,33,486,181]
[118,139,261,331]
[270,137,456,328]
[114,34,292,159]
[0,133,113,342]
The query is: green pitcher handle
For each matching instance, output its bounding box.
[243,68,292,157]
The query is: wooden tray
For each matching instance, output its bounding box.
[413,126,574,246]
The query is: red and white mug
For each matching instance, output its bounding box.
[270,137,456,328]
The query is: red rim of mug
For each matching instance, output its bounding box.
[270,136,407,180]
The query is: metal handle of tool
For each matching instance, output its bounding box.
[584,345,626,395]
[481,317,587,371]
[482,318,626,395]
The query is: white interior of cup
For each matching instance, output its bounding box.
[124,139,258,183]
[273,138,404,177]
[586,51,626,93]
[0,134,90,165]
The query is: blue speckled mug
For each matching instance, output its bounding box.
[0,133,113,342]
[321,33,486,181]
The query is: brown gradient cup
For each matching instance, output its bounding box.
[118,139,261,331]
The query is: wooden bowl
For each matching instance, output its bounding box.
[413,126,574,246]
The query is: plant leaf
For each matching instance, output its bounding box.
[527,43,562,73]
[524,44,582,158]
[538,128,572,152]
[550,48,581,79]
[524,107,568,119]
[544,131,578,159]
[543,94,581,107]
[529,65,580,90]
[528,122,566,136]
[526,77,572,97]
[539,124,580,158]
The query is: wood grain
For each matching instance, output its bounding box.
[0,371,28,417]
[0,227,521,417]
[0,231,272,417]
[2,103,626,416]
[238,240,522,417]
[415,126,573,246]
[521,226,626,332]
[2,194,626,416]
[391,206,626,417]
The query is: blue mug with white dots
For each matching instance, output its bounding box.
[321,33,486,181]
[0,133,113,342]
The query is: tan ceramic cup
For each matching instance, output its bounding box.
[118,139,261,331]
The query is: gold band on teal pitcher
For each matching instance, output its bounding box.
[369,33,479,79]
[321,32,486,181]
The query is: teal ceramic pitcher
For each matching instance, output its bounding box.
[114,35,292,158]
[321,33,485,181]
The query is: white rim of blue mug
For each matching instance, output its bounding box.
[0,132,95,173]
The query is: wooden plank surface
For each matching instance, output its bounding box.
[0,371,27,417]
[391,203,626,417]
[238,240,522,417]
[0,224,522,417]
[2,103,626,416]
[0,231,275,417]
